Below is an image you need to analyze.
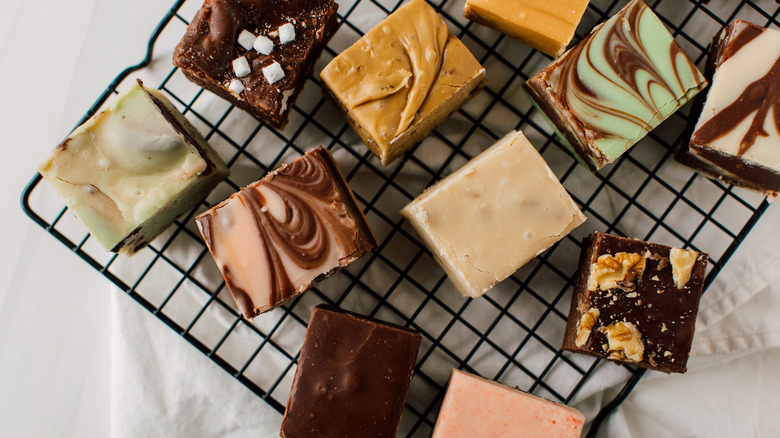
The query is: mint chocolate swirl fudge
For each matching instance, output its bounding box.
[524,0,707,172]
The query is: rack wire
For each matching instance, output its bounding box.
[22,0,778,436]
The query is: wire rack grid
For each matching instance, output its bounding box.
[22,0,779,436]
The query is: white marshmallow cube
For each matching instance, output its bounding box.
[228,79,245,94]
[262,62,285,84]
[232,57,251,78]
[253,35,274,55]
[278,23,295,44]
[237,30,256,50]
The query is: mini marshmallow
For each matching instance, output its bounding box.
[253,35,274,55]
[262,62,285,84]
[279,23,295,44]
[232,57,251,78]
[237,30,256,50]
[228,79,245,94]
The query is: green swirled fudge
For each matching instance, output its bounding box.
[676,20,780,198]
[320,0,486,166]
[524,0,707,172]
[38,80,229,254]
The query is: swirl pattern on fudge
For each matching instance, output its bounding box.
[321,0,453,143]
[551,1,703,149]
[196,148,377,318]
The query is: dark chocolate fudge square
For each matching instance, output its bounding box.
[281,305,421,438]
[173,0,339,129]
[562,232,708,373]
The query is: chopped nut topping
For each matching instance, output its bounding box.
[575,308,600,347]
[598,321,644,362]
[587,253,646,292]
[664,351,672,357]
[670,248,698,289]
[626,292,638,298]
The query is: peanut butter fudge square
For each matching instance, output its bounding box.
[464,0,590,57]
[401,130,586,298]
[39,79,229,254]
[320,0,486,166]
[677,20,780,198]
[432,370,585,438]
[563,232,708,373]
[173,0,339,129]
[281,305,421,438]
[196,148,378,319]
[524,0,706,172]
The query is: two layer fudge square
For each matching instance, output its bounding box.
[38,80,229,254]
[524,0,707,172]
[196,148,378,319]
[401,130,586,298]
[676,20,780,198]
[281,305,422,438]
[173,0,339,129]
[432,370,585,438]
[320,0,486,166]
[563,232,708,373]
[464,0,590,57]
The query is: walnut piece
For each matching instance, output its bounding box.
[670,248,698,289]
[587,253,646,292]
[575,308,600,347]
[598,321,644,362]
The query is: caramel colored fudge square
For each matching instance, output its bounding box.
[320,0,486,166]
[432,370,585,438]
[401,130,586,298]
[464,0,590,57]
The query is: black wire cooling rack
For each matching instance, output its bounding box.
[22,0,779,436]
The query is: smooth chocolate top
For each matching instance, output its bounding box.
[173,0,338,125]
[281,305,422,437]
[564,232,708,373]
[196,148,377,319]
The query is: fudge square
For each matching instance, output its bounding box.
[401,130,586,298]
[432,370,585,438]
[38,79,229,255]
[320,0,486,167]
[173,0,339,129]
[464,0,590,57]
[524,0,706,172]
[281,305,422,438]
[676,20,780,198]
[195,148,378,319]
[563,232,708,373]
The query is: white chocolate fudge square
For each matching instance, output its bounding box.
[401,130,586,298]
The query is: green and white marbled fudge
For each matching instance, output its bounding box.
[524,0,707,172]
[39,80,229,254]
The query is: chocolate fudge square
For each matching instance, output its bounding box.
[563,232,708,373]
[676,20,780,198]
[281,305,422,438]
[173,0,339,129]
[196,148,378,319]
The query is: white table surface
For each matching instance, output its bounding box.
[2,1,779,437]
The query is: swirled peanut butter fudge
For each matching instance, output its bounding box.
[173,0,339,129]
[563,232,708,373]
[320,0,486,166]
[524,0,707,172]
[464,0,590,57]
[677,20,780,198]
[401,130,586,298]
[38,80,229,254]
[195,148,378,319]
